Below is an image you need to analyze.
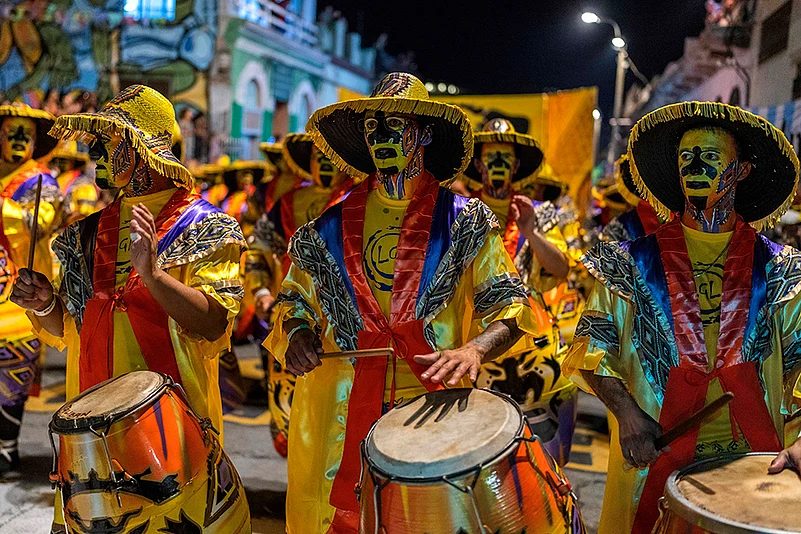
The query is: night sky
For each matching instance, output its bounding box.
[321,0,708,140]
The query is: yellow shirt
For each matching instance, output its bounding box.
[683,225,749,455]
[480,193,511,229]
[292,186,334,229]
[361,190,424,406]
[112,189,177,376]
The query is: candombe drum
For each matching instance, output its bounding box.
[654,453,801,533]
[358,388,585,534]
[49,371,251,533]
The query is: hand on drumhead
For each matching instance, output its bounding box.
[284,324,323,376]
[618,406,665,469]
[768,440,801,474]
[415,347,482,386]
[10,268,54,312]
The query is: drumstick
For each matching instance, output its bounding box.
[27,174,43,269]
[319,348,394,359]
[655,392,734,450]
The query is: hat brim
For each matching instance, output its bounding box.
[50,114,193,190]
[629,102,800,230]
[0,107,57,160]
[463,131,544,183]
[223,161,271,190]
[614,157,641,207]
[260,143,284,166]
[283,135,313,181]
[308,96,473,182]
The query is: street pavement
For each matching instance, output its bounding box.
[0,345,608,533]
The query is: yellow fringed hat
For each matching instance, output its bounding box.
[282,134,314,181]
[171,119,184,162]
[527,162,568,201]
[48,140,90,164]
[463,118,544,186]
[191,162,225,184]
[50,85,193,190]
[0,103,57,159]
[614,154,642,207]
[259,141,284,167]
[628,101,800,230]
[307,72,473,182]
[223,160,272,191]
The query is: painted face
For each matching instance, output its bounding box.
[88,130,137,190]
[475,142,519,199]
[236,170,254,189]
[310,146,337,188]
[50,157,78,175]
[363,110,430,198]
[1,117,36,164]
[678,128,750,218]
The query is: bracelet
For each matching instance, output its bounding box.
[254,288,273,300]
[32,295,57,317]
[287,322,312,342]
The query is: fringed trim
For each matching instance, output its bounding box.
[259,142,283,154]
[50,114,194,190]
[473,131,543,150]
[628,101,801,227]
[283,134,313,181]
[615,155,641,208]
[307,96,474,181]
[0,105,54,122]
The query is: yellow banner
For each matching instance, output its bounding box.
[439,87,597,198]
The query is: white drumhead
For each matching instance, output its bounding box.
[52,371,168,433]
[366,389,522,480]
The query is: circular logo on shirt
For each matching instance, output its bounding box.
[363,226,400,292]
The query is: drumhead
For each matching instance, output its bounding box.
[365,389,523,480]
[668,453,801,533]
[51,371,170,434]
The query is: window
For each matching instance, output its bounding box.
[124,0,176,20]
[759,0,792,63]
[246,79,262,108]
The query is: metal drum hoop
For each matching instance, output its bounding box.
[663,452,800,534]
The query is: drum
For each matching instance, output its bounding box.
[654,453,801,533]
[359,388,585,534]
[49,371,251,533]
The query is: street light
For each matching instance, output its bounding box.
[582,11,629,166]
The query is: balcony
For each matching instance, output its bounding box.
[230,0,318,47]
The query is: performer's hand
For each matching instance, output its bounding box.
[510,195,538,239]
[10,268,54,311]
[130,204,160,283]
[255,292,276,320]
[285,326,323,376]
[618,406,664,469]
[415,346,482,386]
[768,439,801,474]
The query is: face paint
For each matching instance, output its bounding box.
[88,131,140,191]
[678,128,750,232]
[0,117,36,164]
[364,111,429,199]
[236,170,254,190]
[475,142,518,200]
[310,146,337,188]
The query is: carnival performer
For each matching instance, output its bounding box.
[564,102,801,533]
[193,159,228,207]
[49,140,99,226]
[264,73,539,533]
[221,159,271,236]
[464,118,578,464]
[260,141,303,212]
[600,154,668,242]
[0,103,59,477]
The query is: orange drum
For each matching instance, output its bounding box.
[49,371,251,533]
[358,388,585,534]
[654,453,801,533]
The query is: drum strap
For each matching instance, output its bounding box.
[631,219,782,532]
[78,189,197,392]
[330,172,444,520]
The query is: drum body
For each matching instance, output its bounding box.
[50,371,250,533]
[359,389,584,534]
[654,453,801,534]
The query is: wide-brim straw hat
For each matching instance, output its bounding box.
[282,134,314,181]
[223,160,272,191]
[48,140,90,164]
[0,103,57,160]
[191,163,225,184]
[628,101,800,230]
[307,72,473,183]
[50,85,193,190]
[260,142,285,167]
[463,118,544,186]
[615,154,641,207]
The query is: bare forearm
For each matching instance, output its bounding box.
[144,270,228,341]
[37,298,65,337]
[465,318,523,362]
[580,370,641,418]
[523,230,569,280]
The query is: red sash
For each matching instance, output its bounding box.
[502,215,521,259]
[636,200,665,235]
[631,218,782,532]
[78,189,199,392]
[329,172,444,524]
